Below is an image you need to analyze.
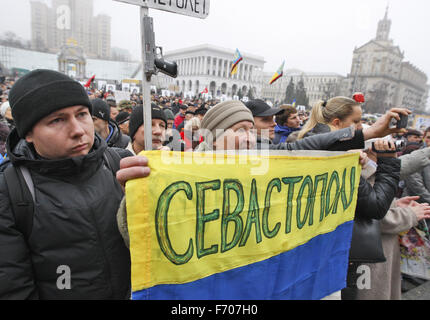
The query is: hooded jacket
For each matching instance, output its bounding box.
[106,119,130,149]
[273,125,301,144]
[0,128,132,300]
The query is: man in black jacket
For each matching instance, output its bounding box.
[0,69,133,300]
[91,98,130,149]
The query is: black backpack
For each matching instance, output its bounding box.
[3,148,122,242]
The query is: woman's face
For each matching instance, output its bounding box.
[333,106,363,131]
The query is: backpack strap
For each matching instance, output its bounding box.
[4,165,35,242]
[103,148,121,176]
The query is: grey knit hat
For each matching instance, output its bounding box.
[201,100,255,141]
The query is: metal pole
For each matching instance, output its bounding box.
[140,6,153,151]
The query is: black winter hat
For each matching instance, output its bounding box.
[245,99,283,117]
[9,69,92,138]
[129,104,167,140]
[91,98,110,122]
[115,111,130,125]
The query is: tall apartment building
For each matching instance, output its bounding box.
[30,0,111,59]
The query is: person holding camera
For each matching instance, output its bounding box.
[402,127,430,205]
[293,97,411,299]
[351,138,430,299]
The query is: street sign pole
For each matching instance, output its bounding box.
[140,6,153,151]
[114,0,210,151]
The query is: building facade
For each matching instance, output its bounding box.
[30,0,111,59]
[346,8,429,112]
[261,70,345,107]
[155,44,266,99]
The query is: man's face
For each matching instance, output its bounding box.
[110,106,119,119]
[134,119,167,152]
[407,134,422,143]
[92,117,108,136]
[119,121,129,136]
[185,114,194,121]
[424,132,430,147]
[214,121,256,151]
[254,116,277,140]
[180,108,187,115]
[286,113,301,129]
[25,106,94,160]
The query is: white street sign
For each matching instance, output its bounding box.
[114,0,210,19]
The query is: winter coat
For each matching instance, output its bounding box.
[257,126,365,152]
[354,161,419,300]
[354,157,401,221]
[106,119,130,149]
[399,147,430,180]
[0,129,132,300]
[342,157,401,299]
[402,147,430,205]
[302,123,331,138]
[273,125,301,144]
[0,120,10,156]
[355,202,418,300]
[174,114,185,129]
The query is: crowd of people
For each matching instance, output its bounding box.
[1,69,430,300]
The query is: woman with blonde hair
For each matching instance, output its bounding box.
[298,97,363,139]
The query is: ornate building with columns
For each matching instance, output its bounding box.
[155,44,265,99]
[345,7,429,112]
[261,69,345,107]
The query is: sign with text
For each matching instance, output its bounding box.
[126,150,361,300]
[114,0,210,19]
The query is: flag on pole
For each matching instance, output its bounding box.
[230,49,243,76]
[292,99,297,107]
[84,75,96,88]
[269,61,285,85]
[201,87,208,94]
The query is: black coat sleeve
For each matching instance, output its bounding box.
[270,127,365,152]
[355,157,401,220]
[0,173,39,299]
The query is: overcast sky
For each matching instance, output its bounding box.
[1,0,429,79]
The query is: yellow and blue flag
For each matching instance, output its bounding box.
[230,49,243,76]
[126,150,360,300]
[269,61,285,85]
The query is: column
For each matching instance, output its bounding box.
[193,57,196,75]
[222,59,227,78]
[203,56,208,75]
[215,58,219,77]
